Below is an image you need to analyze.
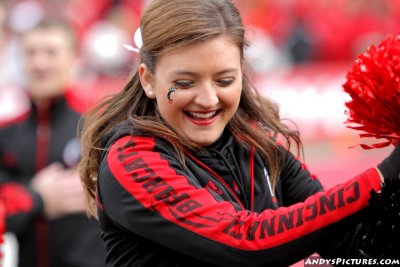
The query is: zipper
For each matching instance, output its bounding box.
[35,107,51,267]
[264,167,278,209]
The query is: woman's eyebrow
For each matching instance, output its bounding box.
[215,68,239,75]
[170,68,239,76]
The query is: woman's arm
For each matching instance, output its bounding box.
[98,135,387,266]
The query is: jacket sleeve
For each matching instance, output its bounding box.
[279,148,375,259]
[0,183,43,234]
[0,132,44,234]
[278,148,325,206]
[98,136,383,267]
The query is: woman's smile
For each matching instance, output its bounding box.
[184,110,221,126]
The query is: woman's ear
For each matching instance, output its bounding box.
[139,63,156,99]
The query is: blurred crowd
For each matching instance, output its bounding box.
[0,0,142,92]
[238,0,400,65]
[0,0,399,149]
[0,0,398,142]
[1,0,399,76]
[1,0,400,104]
[0,0,398,139]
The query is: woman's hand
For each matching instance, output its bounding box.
[377,144,400,183]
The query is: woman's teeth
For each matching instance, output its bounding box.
[189,111,217,119]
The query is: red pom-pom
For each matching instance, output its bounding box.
[343,34,400,149]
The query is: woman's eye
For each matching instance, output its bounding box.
[175,80,193,89]
[216,78,235,87]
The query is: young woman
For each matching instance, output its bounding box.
[79,0,400,266]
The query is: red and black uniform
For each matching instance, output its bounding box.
[97,121,386,266]
[0,89,106,267]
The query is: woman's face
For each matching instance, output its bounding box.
[140,36,243,146]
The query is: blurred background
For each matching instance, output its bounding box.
[1,0,399,266]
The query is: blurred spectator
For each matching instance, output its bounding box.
[1,0,39,128]
[0,0,24,86]
[0,18,106,267]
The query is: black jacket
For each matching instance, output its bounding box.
[0,92,106,267]
[97,121,383,267]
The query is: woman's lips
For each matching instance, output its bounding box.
[185,110,220,126]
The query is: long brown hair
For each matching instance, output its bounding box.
[79,0,302,216]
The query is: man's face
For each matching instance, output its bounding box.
[21,28,76,101]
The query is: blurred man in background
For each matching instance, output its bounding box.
[0,18,106,267]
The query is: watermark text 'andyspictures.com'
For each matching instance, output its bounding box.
[304,256,400,266]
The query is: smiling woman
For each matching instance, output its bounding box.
[78,0,400,266]
[139,35,242,146]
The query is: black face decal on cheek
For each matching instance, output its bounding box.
[167,86,177,104]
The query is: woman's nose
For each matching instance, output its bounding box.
[194,85,219,108]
